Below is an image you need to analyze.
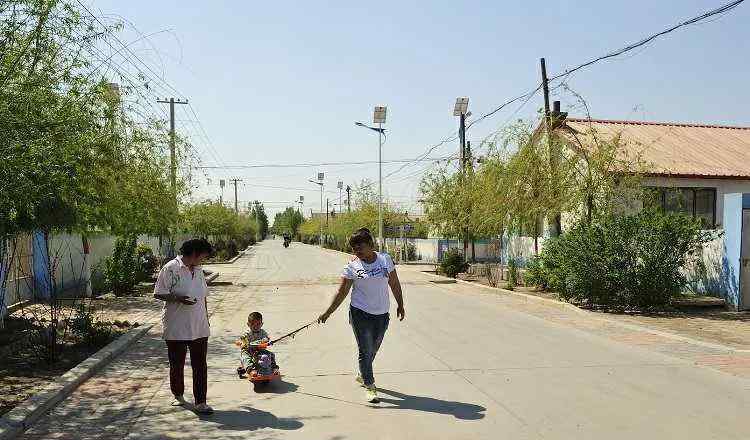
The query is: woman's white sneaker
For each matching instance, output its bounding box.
[365,385,379,403]
[171,395,186,406]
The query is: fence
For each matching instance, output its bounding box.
[1,231,194,317]
[384,236,537,265]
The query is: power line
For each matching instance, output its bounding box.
[394,0,746,184]
[73,1,229,172]
[549,0,745,81]
[193,156,453,169]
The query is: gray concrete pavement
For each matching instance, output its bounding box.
[21,240,750,439]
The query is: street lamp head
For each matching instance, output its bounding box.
[355,121,366,127]
[453,97,469,116]
[373,106,387,124]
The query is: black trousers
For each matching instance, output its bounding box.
[166,337,208,404]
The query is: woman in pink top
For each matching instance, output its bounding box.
[153,238,214,415]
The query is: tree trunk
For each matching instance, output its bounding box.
[586,195,594,225]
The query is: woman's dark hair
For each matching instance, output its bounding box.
[349,228,375,248]
[179,238,214,257]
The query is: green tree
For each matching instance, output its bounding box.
[248,202,269,240]
[272,207,304,237]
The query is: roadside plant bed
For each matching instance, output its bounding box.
[0,308,137,416]
[523,209,713,311]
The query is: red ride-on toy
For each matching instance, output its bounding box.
[246,341,281,384]
[235,340,281,389]
[234,321,315,390]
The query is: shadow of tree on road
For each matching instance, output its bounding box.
[197,405,305,432]
[376,387,486,420]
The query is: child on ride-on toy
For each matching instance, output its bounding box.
[236,311,278,379]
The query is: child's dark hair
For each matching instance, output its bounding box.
[349,228,375,248]
[248,311,263,322]
[179,238,214,257]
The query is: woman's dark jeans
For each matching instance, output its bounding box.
[349,306,389,387]
[166,337,208,404]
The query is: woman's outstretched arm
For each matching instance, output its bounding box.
[318,277,353,323]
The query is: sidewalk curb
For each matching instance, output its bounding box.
[206,271,220,284]
[406,266,750,355]
[0,324,154,440]
[209,253,243,265]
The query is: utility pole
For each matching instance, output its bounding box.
[346,185,351,212]
[540,58,562,237]
[454,97,470,260]
[229,178,242,214]
[157,98,189,198]
[326,198,329,229]
[219,179,225,205]
[401,212,407,262]
[253,200,261,242]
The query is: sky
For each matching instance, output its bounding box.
[89,0,750,219]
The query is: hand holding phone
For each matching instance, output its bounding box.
[178,296,198,305]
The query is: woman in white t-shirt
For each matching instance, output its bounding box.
[153,238,214,415]
[318,228,405,403]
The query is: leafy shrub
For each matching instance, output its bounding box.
[106,235,138,296]
[90,260,111,296]
[524,256,547,289]
[538,209,712,310]
[136,244,158,282]
[70,303,111,346]
[506,258,518,290]
[406,243,417,261]
[440,249,468,278]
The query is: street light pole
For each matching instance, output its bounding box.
[309,174,324,247]
[356,106,387,250]
[337,181,343,212]
[378,121,383,250]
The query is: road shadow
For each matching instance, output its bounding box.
[376,387,486,420]
[252,378,299,394]
[198,406,304,432]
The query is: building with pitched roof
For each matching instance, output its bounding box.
[553,117,750,228]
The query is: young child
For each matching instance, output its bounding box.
[237,311,277,378]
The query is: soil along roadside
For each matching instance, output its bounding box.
[0,324,153,440]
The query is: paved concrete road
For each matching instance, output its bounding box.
[22,240,750,439]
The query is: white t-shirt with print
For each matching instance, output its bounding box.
[154,256,210,341]
[342,252,395,315]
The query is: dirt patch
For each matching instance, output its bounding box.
[0,312,135,416]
